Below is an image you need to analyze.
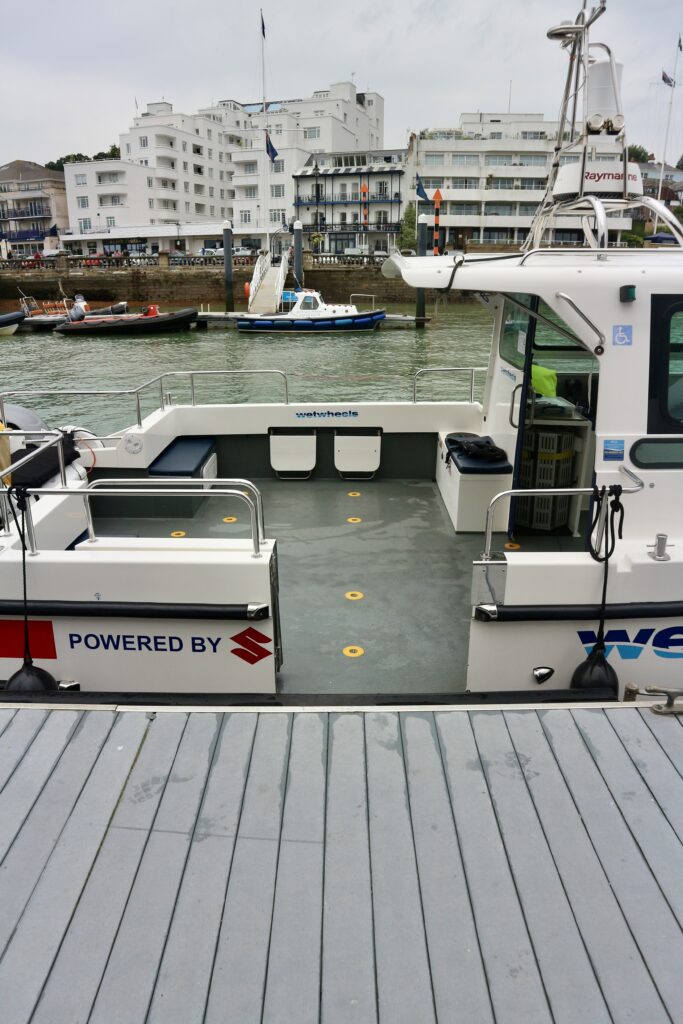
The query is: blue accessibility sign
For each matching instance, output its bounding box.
[612,324,633,346]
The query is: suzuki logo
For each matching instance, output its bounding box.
[578,626,683,660]
[230,626,273,666]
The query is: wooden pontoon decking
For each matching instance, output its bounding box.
[0,703,682,1023]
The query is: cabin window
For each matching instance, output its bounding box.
[648,296,683,433]
[631,438,683,469]
[301,296,319,310]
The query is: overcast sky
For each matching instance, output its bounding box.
[2,0,682,168]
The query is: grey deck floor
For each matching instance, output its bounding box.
[97,479,484,694]
[1,703,683,1023]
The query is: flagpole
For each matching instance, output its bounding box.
[261,9,270,253]
[654,38,681,232]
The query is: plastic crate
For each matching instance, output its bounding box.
[531,494,571,531]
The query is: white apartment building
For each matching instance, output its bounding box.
[293,148,405,254]
[62,84,384,254]
[0,160,68,257]
[408,112,631,249]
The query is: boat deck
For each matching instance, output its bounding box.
[95,477,582,696]
[0,702,682,1023]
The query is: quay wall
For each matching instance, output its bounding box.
[0,263,476,310]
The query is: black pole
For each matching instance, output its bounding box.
[222,221,234,312]
[415,213,427,326]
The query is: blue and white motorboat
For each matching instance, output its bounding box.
[234,290,385,333]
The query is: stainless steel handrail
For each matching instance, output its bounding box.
[5,485,263,558]
[412,366,487,403]
[87,477,266,541]
[0,430,68,486]
[555,291,606,353]
[481,465,645,561]
[0,369,291,429]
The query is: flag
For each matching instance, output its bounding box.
[662,70,675,87]
[415,173,429,202]
[261,10,265,38]
[265,131,278,162]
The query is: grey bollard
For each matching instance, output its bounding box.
[293,219,303,286]
[222,220,234,312]
[415,213,428,325]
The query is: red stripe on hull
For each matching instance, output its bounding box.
[0,620,57,659]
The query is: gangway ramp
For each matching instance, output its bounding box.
[248,249,290,314]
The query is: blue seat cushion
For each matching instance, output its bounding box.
[445,434,512,475]
[148,436,215,476]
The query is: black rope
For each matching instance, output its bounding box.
[588,484,624,644]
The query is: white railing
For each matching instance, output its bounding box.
[274,249,290,310]
[248,251,271,311]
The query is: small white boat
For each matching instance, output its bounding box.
[233,290,385,333]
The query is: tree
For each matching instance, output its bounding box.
[44,153,90,171]
[673,206,683,224]
[398,201,416,251]
[627,144,650,163]
[93,144,121,161]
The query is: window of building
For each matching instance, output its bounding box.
[274,124,282,135]
[182,141,187,151]
[220,188,225,199]
[304,127,320,139]
[270,208,286,223]
[240,209,251,224]
[74,174,87,187]
[244,161,258,174]
[184,181,189,191]
[271,184,285,198]
[273,159,284,173]
[559,154,580,165]
[422,178,444,189]
[185,202,191,212]
[452,154,480,166]
[339,183,348,198]
[595,153,619,162]
[208,148,213,159]
[425,153,445,166]
[518,155,547,167]
[450,202,478,215]
[340,212,347,224]
[149,198,154,209]
[486,202,514,215]
[521,131,543,140]
[110,195,121,205]
[520,178,546,190]
[77,196,89,208]
[78,218,91,232]
[139,136,148,148]
[244,185,258,198]
[485,155,513,166]
[519,202,539,215]
[125,144,131,155]
[182,161,188,171]
[489,178,514,190]
[452,177,480,189]
[106,216,115,227]
[207,129,212,139]
[210,205,215,216]
[489,132,503,140]
[209,186,214,197]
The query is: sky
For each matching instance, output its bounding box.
[2,0,682,168]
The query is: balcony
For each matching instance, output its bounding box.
[295,194,402,206]
[0,206,52,219]
[300,221,402,232]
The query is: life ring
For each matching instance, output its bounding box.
[244,282,250,299]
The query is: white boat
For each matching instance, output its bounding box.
[232,289,386,332]
[0,2,681,702]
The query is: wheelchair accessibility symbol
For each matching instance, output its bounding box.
[612,324,633,346]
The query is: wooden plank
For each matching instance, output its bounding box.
[0,708,48,791]
[0,710,80,863]
[30,712,187,1024]
[0,707,17,740]
[471,711,611,1024]
[204,713,292,1024]
[0,711,149,1024]
[401,712,493,1024]
[572,708,683,926]
[364,711,436,1024]
[0,711,116,957]
[608,708,683,843]
[321,713,377,1024]
[638,708,683,776]
[88,713,220,1024]
[537,709,678,1023]
[262,713,327,1024]
[147,713,258,1024]
[435,711,552,1024]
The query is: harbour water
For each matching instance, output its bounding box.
[3,302,493,433]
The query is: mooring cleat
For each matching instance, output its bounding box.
[644,687,683,715]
